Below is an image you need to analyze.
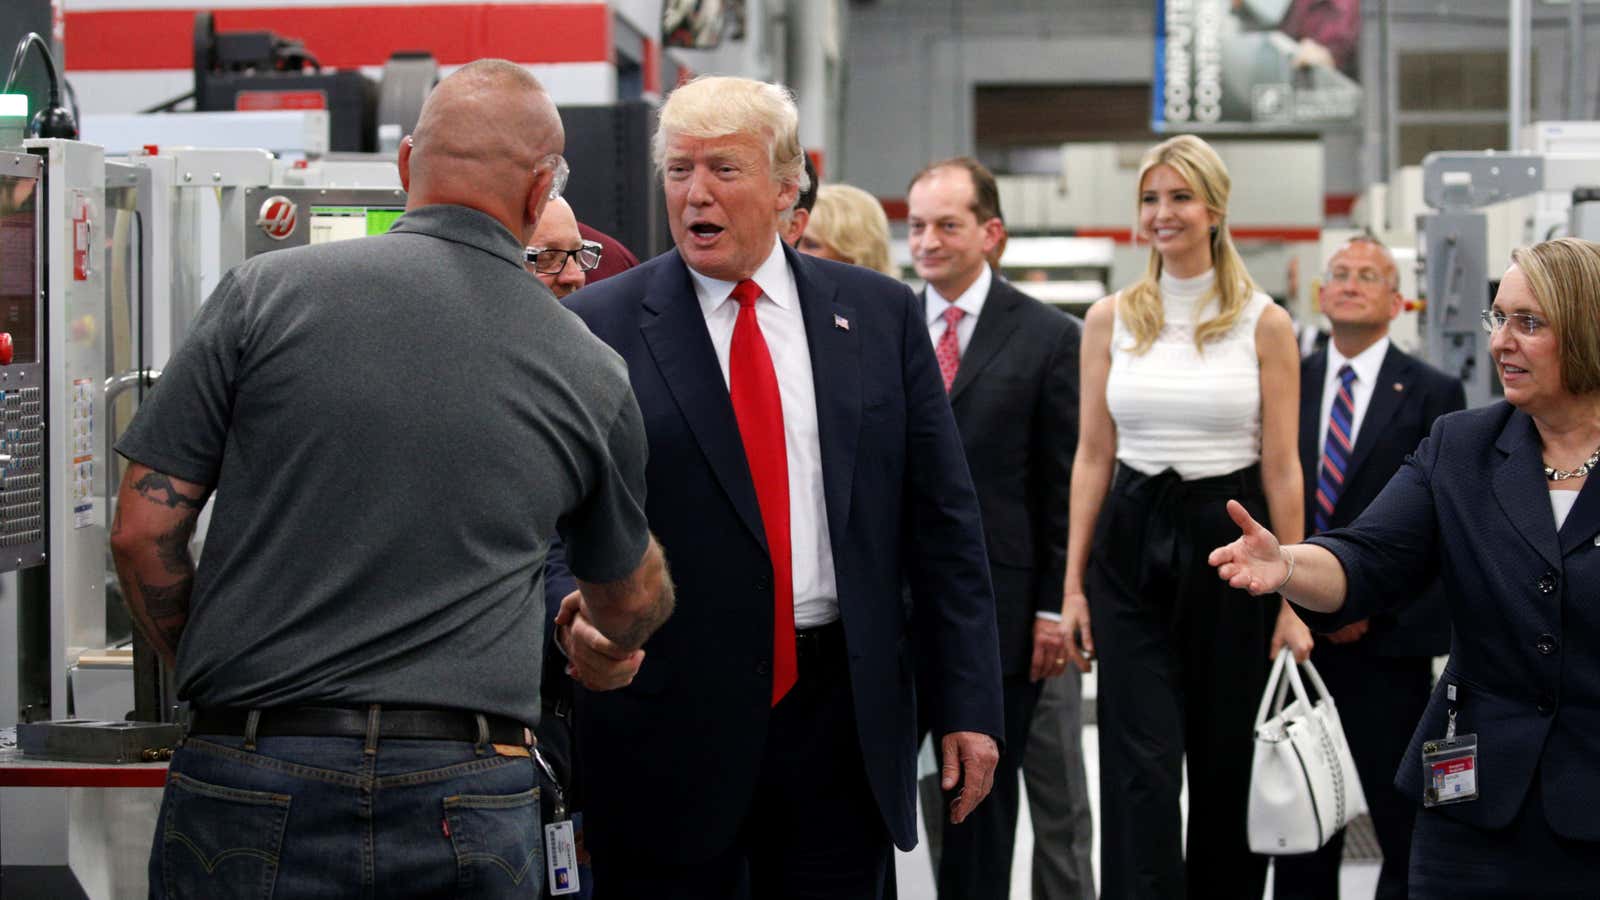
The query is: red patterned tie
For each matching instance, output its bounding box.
[936,305,964,392]
[728,279,797,706]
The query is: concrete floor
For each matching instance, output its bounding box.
[893,722,1383,900]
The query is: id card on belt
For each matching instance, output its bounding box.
[545,820,580,895]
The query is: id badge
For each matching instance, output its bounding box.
[545,820,580,895]
[1421,733,1479,807]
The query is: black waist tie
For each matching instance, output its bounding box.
[1092,462,1265,628]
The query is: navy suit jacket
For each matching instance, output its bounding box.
[926,278,1080,675]
[1304,402,1600,838]
[563,245,1004,862]
[1299,343,1465,657]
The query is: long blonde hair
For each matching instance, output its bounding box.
[1119,134,1256,354]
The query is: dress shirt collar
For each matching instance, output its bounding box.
[925,263,992,328]
[1326,335,1390,388]
[691,236,794,317]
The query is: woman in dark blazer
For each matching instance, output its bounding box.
[1209,237,1600,897]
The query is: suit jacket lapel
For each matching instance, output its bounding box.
[1492,409,1563,570]
[1300,351,1327,502]
[788,246,859,545]
[1341,346,1410,490]
[948,279,1023,403]
[1557,465,1600,556]
[639,252,768,550]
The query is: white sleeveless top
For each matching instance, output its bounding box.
[1106,270,1274,480]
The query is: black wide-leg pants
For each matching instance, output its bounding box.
[1088,463,1278,899]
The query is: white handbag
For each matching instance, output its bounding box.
[1246,646,1368,855]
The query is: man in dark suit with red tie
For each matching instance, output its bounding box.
[1274,235,1465,900]
[907,157,1083,899]
[559,75,1005,899]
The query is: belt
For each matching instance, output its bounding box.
[187,706,532,746]
[795,619,845,662]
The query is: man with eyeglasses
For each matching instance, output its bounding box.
[526,197,603,299]
[113,60,672,898]
[1273,235,1465,900]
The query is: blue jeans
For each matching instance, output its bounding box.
[148,732,543,899]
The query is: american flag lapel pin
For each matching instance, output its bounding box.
[1393,382,1405,391]
[834,313,850,331]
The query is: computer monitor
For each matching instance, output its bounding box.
[308,205,404,245]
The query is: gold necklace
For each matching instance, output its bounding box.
[1545,442,1600,481]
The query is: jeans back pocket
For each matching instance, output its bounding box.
[444,786,543,897]
[161,771,291,900]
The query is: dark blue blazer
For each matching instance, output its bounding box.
[563,245,1004,862]
[924,278,1080,675]
[1304,402,1600,838]
[1299,344,1465,657]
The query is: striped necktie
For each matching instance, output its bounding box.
[1314,364,1358,533]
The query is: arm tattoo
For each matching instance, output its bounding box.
[131,472,208,510]
[132,575,192,661]
[154,516,199,575]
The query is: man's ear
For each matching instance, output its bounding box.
[981,218,1004,255]
[397,136,413,192]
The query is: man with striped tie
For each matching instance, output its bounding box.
[1274,235,1466,900]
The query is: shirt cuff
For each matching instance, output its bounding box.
[1035,611,1062,622]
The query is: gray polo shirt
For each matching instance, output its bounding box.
[116,204,649,726]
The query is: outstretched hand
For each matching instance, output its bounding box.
[1207,500,1290,596]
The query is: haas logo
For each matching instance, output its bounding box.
[257,196,298,240]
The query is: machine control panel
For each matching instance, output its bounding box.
[0,149,46,571]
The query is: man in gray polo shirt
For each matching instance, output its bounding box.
[109,60,672,899]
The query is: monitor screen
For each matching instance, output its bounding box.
[307,205,404,245]
[0,173,39,365]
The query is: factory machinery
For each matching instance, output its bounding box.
[0,131,410,897]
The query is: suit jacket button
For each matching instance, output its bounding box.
[755,576,771,592]
[1537,634,1558,655]
[756,661,770,676]
[1538,573,1557,594]
[1537,697,1555,716]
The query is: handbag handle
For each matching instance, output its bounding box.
[1254,646,1317,727]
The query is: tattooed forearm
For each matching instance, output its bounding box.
[131,576,192,665]
[154,516,199,575]
[131,472,208,510]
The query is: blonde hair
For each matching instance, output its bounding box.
[1509,237,1600,395]
[807,184,896,276]
[1119,134,1256,354]
[652,75,808,194]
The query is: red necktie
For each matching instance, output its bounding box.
[936,305,964,392]
[728,279,797,706]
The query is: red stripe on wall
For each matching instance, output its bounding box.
[64,3,612,71]
[1324,193,1357,217]
[875,199,1319,242]
[642,37,660,95]
[1073,227,1322,243]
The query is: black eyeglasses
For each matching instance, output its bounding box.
[1480,309,1547,337]
[525,241,603,275]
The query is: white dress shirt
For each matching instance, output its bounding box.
[1318,336,1390,456]
[689,237,839,628]
[925,263,993,355]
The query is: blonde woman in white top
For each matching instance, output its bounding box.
[1059,134,1313,898]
